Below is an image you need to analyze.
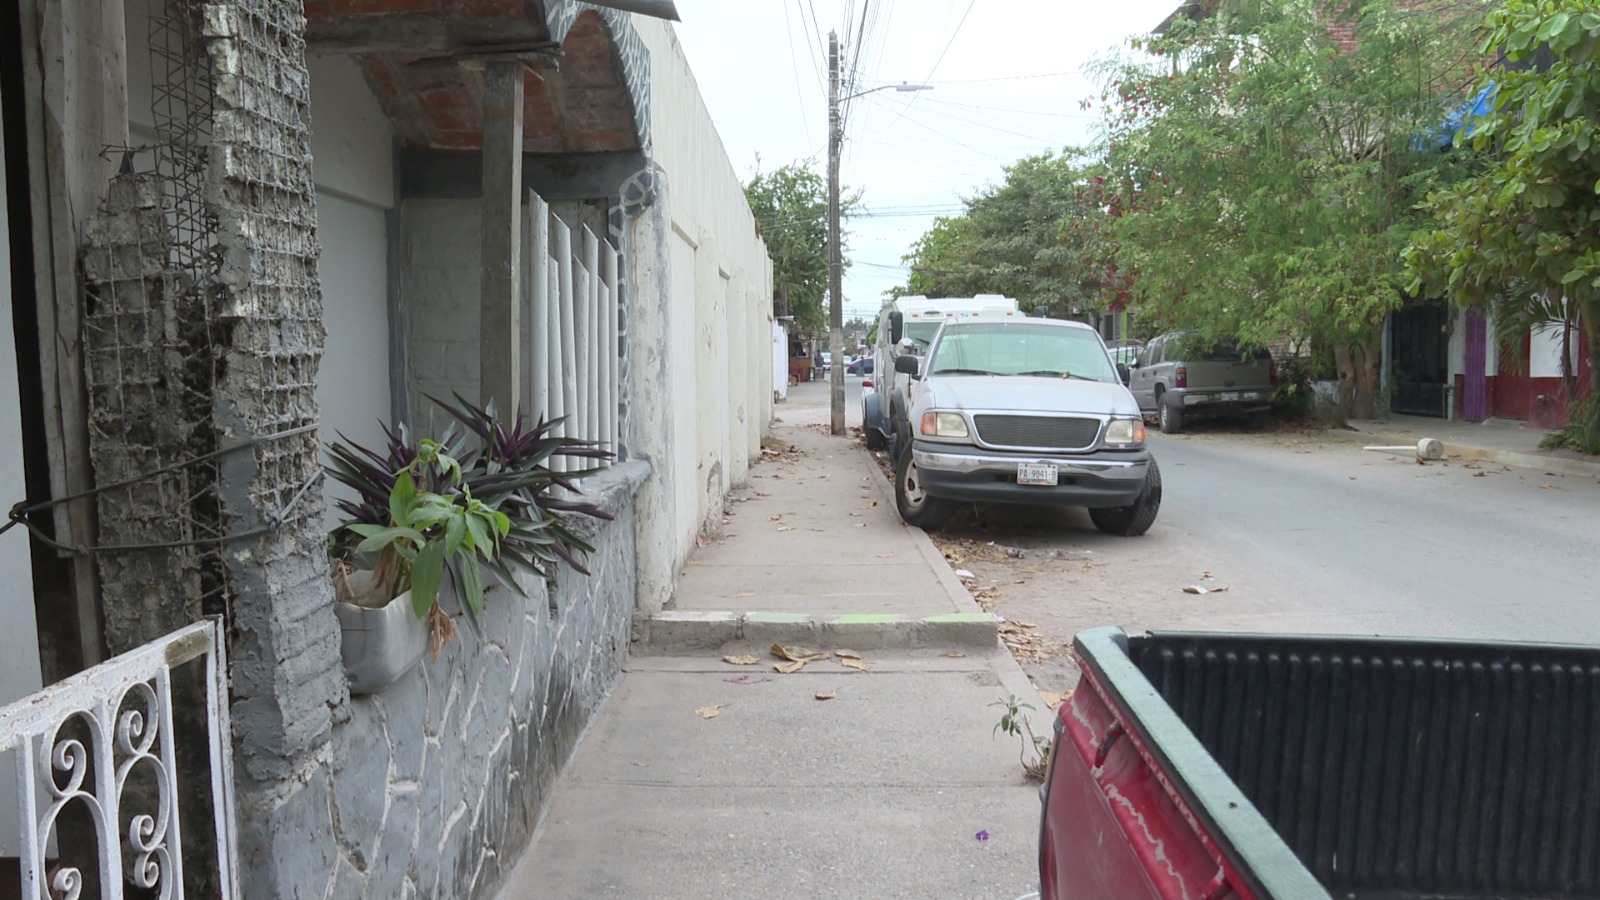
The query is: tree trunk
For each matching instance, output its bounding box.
[1585,323,1600,450]
[1334,340,1383,420]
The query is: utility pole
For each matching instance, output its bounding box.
[827,30,846,435]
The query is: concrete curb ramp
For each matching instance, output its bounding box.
[634,609,1001,652]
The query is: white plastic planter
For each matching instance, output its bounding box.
[335,587,428,695]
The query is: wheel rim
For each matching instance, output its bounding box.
[1160,402,1171,429]
[902,459,927,507]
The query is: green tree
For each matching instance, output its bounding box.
[1405,0,1600,450]
[1091,0,1479,418]
[897,152,1099,317]
[745,162,859,334]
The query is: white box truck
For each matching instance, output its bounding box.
[861,294,1021,456]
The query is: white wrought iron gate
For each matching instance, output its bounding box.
[0,618,238,898]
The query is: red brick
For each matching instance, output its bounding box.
[523,116,562,140]
[426,107,480,131]
[418,88,476,111]
[361,56,402,96]
[432,130,484,150]
[330,0,437,15]
[574,129,637,153]
[457,0,525,17]
[303,0,334,22]
[521,94,556,120]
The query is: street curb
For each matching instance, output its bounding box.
[632,610,1001,654]
[1323,427,1600,479]
[859,446,995,620]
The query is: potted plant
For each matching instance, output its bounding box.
[325,396,613,693]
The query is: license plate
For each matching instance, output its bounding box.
[1219,391,1239,401]
[1018,463,1058,486]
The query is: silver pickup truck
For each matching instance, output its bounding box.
[893,317,1161,536]
[1127,332,1277,433]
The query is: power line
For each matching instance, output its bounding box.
[783,0,816,151]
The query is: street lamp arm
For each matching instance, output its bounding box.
[840,82,933,103]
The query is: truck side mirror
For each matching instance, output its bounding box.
[1117,363,1131,385]
[889,311,904,345]
[894,355,920,376]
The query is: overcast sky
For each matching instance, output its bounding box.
[671,0,1177,323]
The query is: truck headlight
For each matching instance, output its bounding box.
[920,411,969,438]
[1104,418,1146,447]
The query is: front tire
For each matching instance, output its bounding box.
[894,446,951,530]
[1089,458,1162,537]
[1157,393,1183,434]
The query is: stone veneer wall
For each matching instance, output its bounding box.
[242,460,648,898]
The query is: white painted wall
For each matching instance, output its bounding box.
[772,322,790,401]
[629,19,774,610]
[1530,319,1575,379]
[306,55,396,524]
[0,80,47,857]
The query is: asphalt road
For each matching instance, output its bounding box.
[994,425,1600,647]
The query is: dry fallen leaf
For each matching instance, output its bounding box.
[695,535,710,547]
[1541,483,1560,490]
[942,650,966,658]
[722,654,760,666]
[1040,691,1063,709]
[768,515,782,522]
[1474,471,1487,477]
[869,500,879,508]
[815,689,838,701]
[775,659,809,674]
[777,525,794,532]
[853,523,866,528]
[841,657,872,672]
[771,644,830,663]
[695,705,724,719]
[836,649,862,659]
[1183,584,1231,595]
[1202,571,1214,579]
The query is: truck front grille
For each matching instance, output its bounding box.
[973,415,1100,451]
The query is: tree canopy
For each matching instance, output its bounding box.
[896,151,1099,318]
[744,162,858,334]
[1404,0,1600,447]
[1085,0,1479,416]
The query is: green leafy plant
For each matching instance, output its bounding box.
[344,438,509,624]
[991,693,1051,782]
[325,394,614,638]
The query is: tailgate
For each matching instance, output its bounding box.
[1181,359,1273,391]
[1039,627,1331,900]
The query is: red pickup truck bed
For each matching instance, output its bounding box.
[1040,627,1600,900]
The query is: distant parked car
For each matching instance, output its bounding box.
[1127,333,1276,433]
[847,356,874,375]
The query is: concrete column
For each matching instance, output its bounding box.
[480,61,524,414]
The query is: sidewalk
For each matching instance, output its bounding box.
[1329,413,1600,478]
[496,381,1050,899]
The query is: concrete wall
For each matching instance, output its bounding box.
[628,19,774,613]
[242,462,647,900]
[0,71,46,859]
[124,7,395,523]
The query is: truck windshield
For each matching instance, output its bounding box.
[902,321,942,349]
[927,323,1118,382]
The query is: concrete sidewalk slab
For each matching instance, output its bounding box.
[1327,413,1600,479]
[496,649,1047,900]
[645,413,997,651]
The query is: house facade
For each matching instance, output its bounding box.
[2,0,770,894]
